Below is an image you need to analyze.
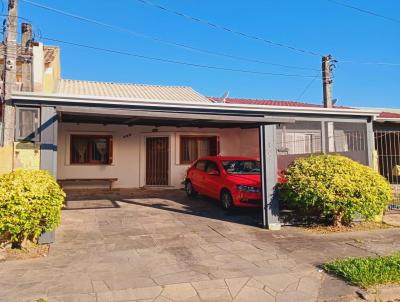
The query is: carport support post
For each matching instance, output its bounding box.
[40,106,58,177]
[259,125,281,230]
[366,118,375,168]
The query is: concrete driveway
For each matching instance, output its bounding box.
[1,189,400,302]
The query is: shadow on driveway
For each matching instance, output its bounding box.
[64,188,264,227]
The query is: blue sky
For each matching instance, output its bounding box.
[18,0,400,108]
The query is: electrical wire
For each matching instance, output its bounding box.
[327,0,400,24]
[37,35,320,79]
[134,0,323,57]
[20,0,319,71]
[19,1,400,69]
[297,73,319,100]
[0,19,320,79]
[338,59,400,67]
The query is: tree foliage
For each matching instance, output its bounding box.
[280,155,392,226]
[0,169,65,247]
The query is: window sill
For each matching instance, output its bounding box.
[68,163,115,166]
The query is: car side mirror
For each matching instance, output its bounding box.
[207,170,219,176]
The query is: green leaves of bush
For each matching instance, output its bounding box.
[0,169,65,246]
[280,155,393,226]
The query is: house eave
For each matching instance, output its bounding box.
[12,91,377,118]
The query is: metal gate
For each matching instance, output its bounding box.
[375,131,400,209]
[146,136,169,186]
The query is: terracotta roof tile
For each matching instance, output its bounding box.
[208,97,350,108]
[214,97,320,107]
[379,111,400,119]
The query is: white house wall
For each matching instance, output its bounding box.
[57,123,254,189]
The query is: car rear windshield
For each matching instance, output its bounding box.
[221,160,260,175]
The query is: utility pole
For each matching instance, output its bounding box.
[322,54,333,108]
[321,54,335,152]
[1,0,18,147]
[21,22,33,92]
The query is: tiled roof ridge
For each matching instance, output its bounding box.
[207,96,354,109]
[208,96,321,107]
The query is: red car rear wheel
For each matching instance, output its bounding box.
[185,180,198,197]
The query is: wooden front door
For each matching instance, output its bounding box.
[146,136,169,185]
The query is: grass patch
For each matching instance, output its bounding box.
[323,252,400,288]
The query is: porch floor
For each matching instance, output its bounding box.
[1,189,400,302]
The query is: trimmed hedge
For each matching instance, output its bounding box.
[0,169,65,247]
[280,155,392,226]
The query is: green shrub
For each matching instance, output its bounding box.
[0,169,65,247]
[280,154,392,226]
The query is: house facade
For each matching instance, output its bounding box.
[0,32,387,228]
[8,82,376,189]
[53,80,259,189]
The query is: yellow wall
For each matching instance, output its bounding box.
[0,143,41,175]
[13,142,40,170]
[43,48,61,93]
[0,145,14,175]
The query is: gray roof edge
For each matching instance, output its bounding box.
[12,91,378,118]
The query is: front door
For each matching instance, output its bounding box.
[146,136,169,185]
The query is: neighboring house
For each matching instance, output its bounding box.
[0,27,60,174]
[210,97,400,206]
[210,97,370,171]
[372,110,400,206]
[0,25,60,93]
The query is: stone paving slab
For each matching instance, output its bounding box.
[1,189,400,302]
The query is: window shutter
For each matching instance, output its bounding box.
[108,136,113,164]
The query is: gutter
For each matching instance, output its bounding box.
[12,91,378,118]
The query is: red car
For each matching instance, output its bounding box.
[184,156,262,209]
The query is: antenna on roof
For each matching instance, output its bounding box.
[217,91,229,103]
[332,98,338,106]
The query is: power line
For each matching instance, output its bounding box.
[297,74,319,100]
[37,35,320,79]
[0,26,319,78]
[327,0,400,24]
[20,0,318,71]
[134,0,323,57]
[338,59,400,67]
